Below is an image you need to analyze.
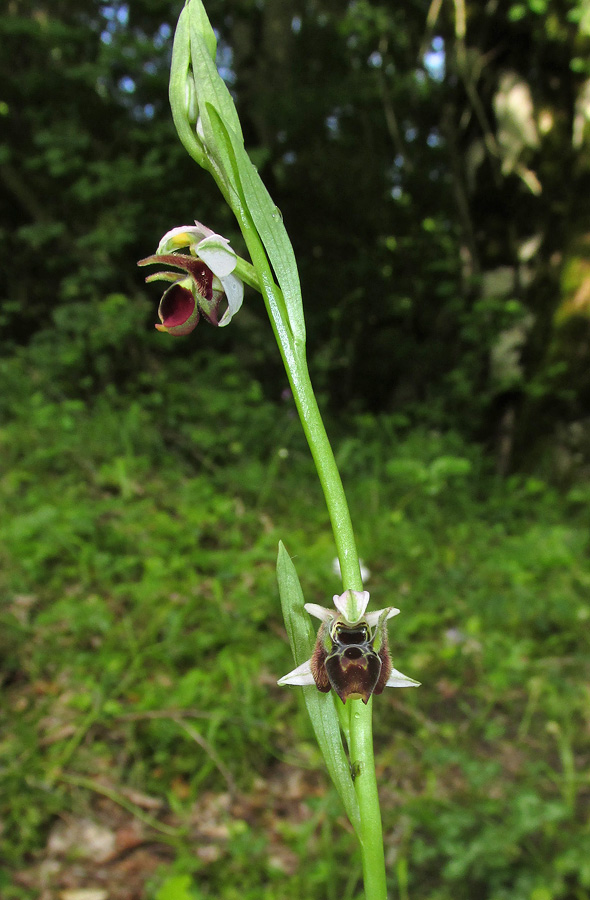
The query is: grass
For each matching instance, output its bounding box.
[1,323,590,899]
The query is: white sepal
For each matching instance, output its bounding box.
[304,603,333,622]
[365,607,400,627]
[333,589,370,624]
[386,667,421,688]
[277,659,316,686]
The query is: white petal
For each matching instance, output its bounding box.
[365,607,400,627]
[217,273,244,326]
[192,220,215,240]
[304,603,333,622]
[196,116,206,145]
[278,659,316,686]
[333,590,370,624]
[386,667,421,688]
[198,236,237,277]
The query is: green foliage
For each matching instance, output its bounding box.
[1,342,590,897]
[155,874,202,900]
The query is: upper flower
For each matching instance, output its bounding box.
[278,590,420,704]
[138,222,244,335]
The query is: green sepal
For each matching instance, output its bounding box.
[276,542,361,835]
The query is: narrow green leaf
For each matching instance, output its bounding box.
[233,144,306,342]
[276,542,361,834]
[199,100,250,219]
[187,0,217,60]
[205,104,305,342]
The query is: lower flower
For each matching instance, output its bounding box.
[278,590,420,704]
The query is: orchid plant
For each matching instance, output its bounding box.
[139,2,419,897]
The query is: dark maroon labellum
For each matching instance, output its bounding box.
[160,282,196,327]
[310,620,393,704]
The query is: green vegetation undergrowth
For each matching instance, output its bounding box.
[1,336,589,900]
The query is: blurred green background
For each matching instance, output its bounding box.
[1,0,590,898]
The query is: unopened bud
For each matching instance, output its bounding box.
[185,73,198,124]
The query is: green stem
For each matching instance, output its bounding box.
[234,214,387,900]
[233,256,261,293]
[237,223,363,590]
[290,345,363,591]
[288,352,387,900]
[350,699,388,900]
